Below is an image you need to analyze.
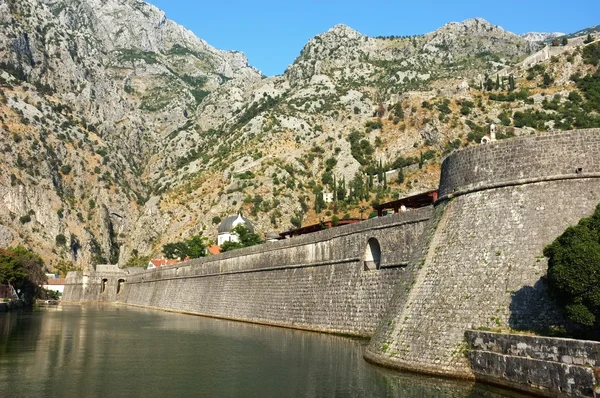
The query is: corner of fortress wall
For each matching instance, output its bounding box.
[365,128,600,379]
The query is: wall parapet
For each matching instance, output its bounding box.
[127,206,433,284]
[466,330,600,397]
[64,205,433,338]
[438,129,600,199]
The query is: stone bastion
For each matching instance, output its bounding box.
[64,128,600,393]
[365,128,600,381]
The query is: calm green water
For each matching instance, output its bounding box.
[0,305,528,397]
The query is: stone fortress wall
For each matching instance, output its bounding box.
[64,128,600,395]
[365,128,600,380]
[65,207,432,337]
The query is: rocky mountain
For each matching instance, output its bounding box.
[0,0,598,271]
[521,32,565,42]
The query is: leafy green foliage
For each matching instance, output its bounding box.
[162,235,208,259]
[364,119,383,133]
[574,71,600,111]
[220,225,262,252]
[116,49,158,64]
[55,234,66,246]
[53,260,80,277]
[124,249,151,268]
[347,130,374,166]
[544,204,600,333]
[0,246,46,299]
[584,34,594,45]
[389,102,404,119]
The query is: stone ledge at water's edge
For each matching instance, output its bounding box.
[63,128,600,397]
[466,330,600,398]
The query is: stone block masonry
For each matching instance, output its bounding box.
[65,207,432,337]
[64,128,600,396]
[466,331,600,397]
[366,129,600,382]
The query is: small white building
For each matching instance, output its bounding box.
[43,278,66,296]
[217,214,256,246]
[323,192,334,203]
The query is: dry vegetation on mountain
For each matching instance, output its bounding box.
[0,0,598,270]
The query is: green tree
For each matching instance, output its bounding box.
[220,225,262,252]
[314,187,326,213]
[336,176,346,202]
[551,38,560,47]
[290,214,302,229]
[397,168,405,184]
[542,73,553,88]
[123,249,151,268]
[561,37,568,46]
[544,204,600,333]
[0,246,46,300]
[584,34,593,44]
[54,260,80,277]
[508,74,516,92]
[0,249,27,285]
[162,235,208,259]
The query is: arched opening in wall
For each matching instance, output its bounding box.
[117,279,125,294]
[364,238,381,271]
[101,278,108,293]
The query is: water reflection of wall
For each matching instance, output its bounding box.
[0,307,529,397]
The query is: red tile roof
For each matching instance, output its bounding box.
[207,245,221,255]
[149,256,190,268]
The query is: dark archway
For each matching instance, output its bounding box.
[101,278,108,293]
[117,279,125,294]
[364,238,381,270]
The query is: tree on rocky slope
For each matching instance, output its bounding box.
[544,204,600,335]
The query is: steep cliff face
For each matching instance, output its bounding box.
[0,0,261,268]
[0,0,597,270]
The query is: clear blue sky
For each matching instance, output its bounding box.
[147,0,599,77]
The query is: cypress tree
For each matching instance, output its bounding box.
[383,170,387,190]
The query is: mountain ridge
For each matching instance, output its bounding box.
[0,0,598,272]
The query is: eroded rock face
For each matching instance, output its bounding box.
[4,0,579,270]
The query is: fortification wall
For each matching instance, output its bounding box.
[438,129,600,198]
[63,266,143,303]
[366,129,600,379]
[65,208,432,337]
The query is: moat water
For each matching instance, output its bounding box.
[0,305,529,397]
